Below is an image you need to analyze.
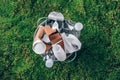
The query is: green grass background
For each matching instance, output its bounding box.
[0,0,120,80]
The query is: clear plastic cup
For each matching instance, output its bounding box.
[48,11,64,21]
[52,44,66,61]
[33,40,46,54]
[45,58,53,68]
[74,22,83,31]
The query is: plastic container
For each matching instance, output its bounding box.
[33,40,46,54]
[52,44,66,61]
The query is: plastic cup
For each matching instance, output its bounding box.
[33,40,46,54]
[48,11,64,21]
[52,44,66,61]
[74,22,83,31]
[45,59,53,68]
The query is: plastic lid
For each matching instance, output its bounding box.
[74,22,83,31]
[45,59,53,68]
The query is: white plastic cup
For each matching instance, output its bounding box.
[74,22,83,31]
[33,40,46,54]
[45,58,53,68]
[61,33,81,53]
[68,34,82,50]
[48,11,64,21]
[52,44,66,61]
